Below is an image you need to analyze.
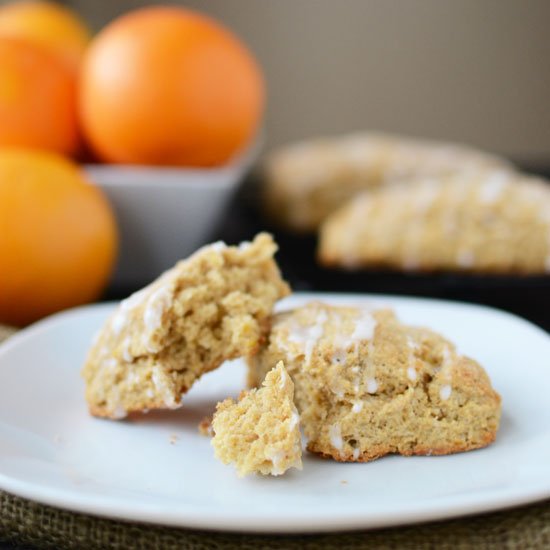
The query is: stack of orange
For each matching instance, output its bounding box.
[0,1,264,326]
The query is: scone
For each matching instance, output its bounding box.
[319,172,550,274]
[263,132,512,232]
[249,302,501,462]
[212,361,302,477]
[82,233,290,419]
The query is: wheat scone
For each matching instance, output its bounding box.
[319,172,550,274]
[82,233,290,419]
[212,361,302,477]
[248,302,501,462]
[263,132,512,232]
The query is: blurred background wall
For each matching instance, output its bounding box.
[68,0,550,163]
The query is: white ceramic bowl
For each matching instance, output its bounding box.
[84,139,260,289]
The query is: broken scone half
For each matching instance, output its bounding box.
[82,233,290,419]
[249,302,501,462]
[212,361,302,477]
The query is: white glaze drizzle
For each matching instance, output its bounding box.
[366,378,378,394]
[289,412,300,430]
[144,286,172,335]
[440,384,452,401]
[104,358,117,370]
[478,172,510,204]
[406,337,418,382]
[288,309,328,364]
[121,337,132,362]
[329,424,343,450]
[151,367,178,408]
[266,449,286,475]
[333,309,378,352]
[111,404,127,420]
[351,310,377,341]
[279,368,288,389]
[238,240,252,251]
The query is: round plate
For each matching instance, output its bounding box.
[0,293,549,533]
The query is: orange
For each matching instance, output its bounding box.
[0,149,117,326]
[0,37,79,156]
[0,0,91,70]
[79,6,264,167]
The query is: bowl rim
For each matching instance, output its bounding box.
[82,133,263,188]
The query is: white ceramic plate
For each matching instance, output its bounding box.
[0,293,549,533]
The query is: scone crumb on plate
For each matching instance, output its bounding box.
[198,416,214,437]
[211,361,302,477]
[169,434,179,445]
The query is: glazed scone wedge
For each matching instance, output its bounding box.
[249,302,501,462]
[82,233,290,419]
[263,132,512,232]
[212,361,302,477]
[319,172,550,274]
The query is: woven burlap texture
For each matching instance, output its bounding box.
[0,324,548,549]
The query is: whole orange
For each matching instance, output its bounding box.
[0,149,117,326]
[0,0,91,71]
[79,6,264,167]
[0,37,80,156]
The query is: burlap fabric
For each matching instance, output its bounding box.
[0,324,548,549]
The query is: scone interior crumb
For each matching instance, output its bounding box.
[198,416,214,437]
[211,361,302,477]
[82,233,290,419]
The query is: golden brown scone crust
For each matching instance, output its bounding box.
[212,361,302,477]
[263,133,512,232]
[82,233,290,419]
[249,302,501,462]
[319,172,550,274]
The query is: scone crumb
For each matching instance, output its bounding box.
[211,361,302,477]
[198,416,214,437]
